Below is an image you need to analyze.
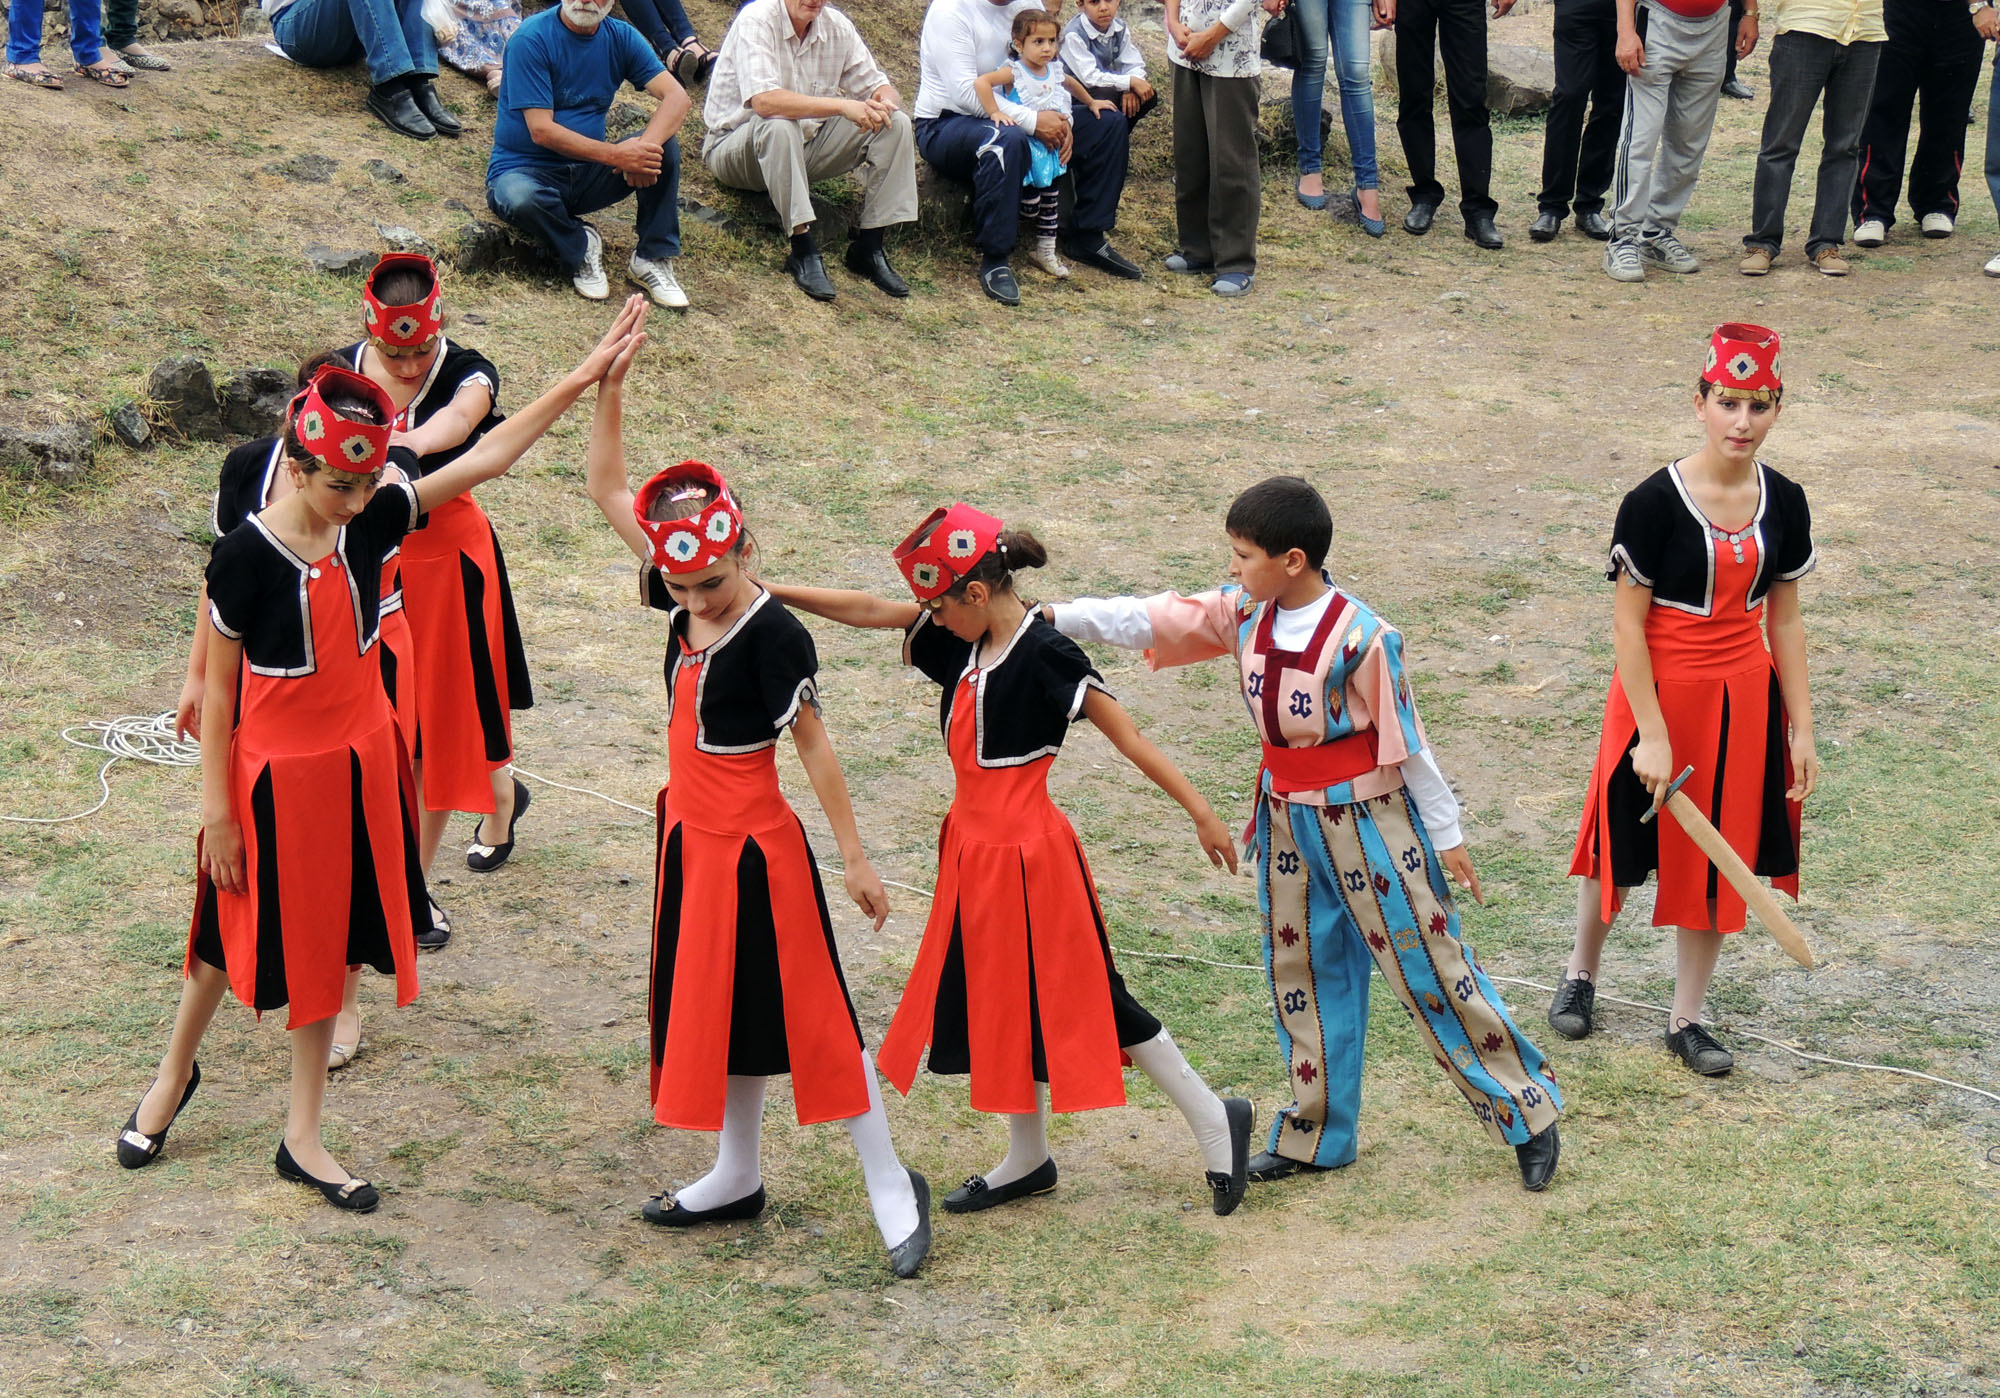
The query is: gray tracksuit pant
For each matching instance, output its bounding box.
[1610,1,1730,241]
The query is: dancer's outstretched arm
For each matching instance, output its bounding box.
[582,327,655,563]
[1080,688,1237,873]
[765,583,920,631]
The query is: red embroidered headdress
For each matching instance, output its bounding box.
[1702,323,1782,402]
[290,366,395,475]
[362,253,444,350]
[893,503,1003,601]
[634,461,744,573]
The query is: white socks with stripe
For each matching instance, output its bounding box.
[1127,1029,1233,1174]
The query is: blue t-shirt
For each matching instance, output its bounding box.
[488,9,667,181]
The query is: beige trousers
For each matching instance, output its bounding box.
[703,111,918,233]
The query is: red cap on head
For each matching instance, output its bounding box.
[633,461,744,573]
[362,253,444,350]
[893,503,1003,601]
[1702,323,1782,401]
[290,366,395,474]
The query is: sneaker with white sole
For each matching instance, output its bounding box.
[629,255,689,308]
[1986,251,2000,278]
[573,224,610,300]
[1921,212,1954,239]
[1639,232,1700,274]
[1852,218,1886,248]
[1603,237,1645,283]
[1026,236,1068,278]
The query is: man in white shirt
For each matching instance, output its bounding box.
[912,0,1145,305]
[703,0,918,301]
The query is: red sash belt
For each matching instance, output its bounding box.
[1261,730,1380,796]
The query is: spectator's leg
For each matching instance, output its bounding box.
[1066,98,1132,239]
[817,111,918,230]
[1722,0,1743,87]
[917,112,1030,261]
[1573,0,1625,218]
[487,167,591,271]
[1641,7,1726,239]
[1172,63,1214,265]
[1907,8,1984,221]
[1329,0,1380,193]
[396,0,436,77]
[1395,0,1444,210]
[7,0,46,66]
[1208,72,1262,275]
[1852,0,1919,230]
[68,0,106,67]
[1539,0,1598,217]
[1608,3,1664,241]
[1436,0,1495,222]
[617,0,687,62]
[1806,40,1882,257]
[270,0,414,84]
[622,140,684,262]
[1746,31,1831,254]
[1989,54,2000,226]
[1291,0,1331,186]
[741,115,817,233]
[102,0,136,52]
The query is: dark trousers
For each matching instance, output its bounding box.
[486,152,683,272]
[1746,30,1883,255]
[1084,83,1161,131]
[617,0,697,60]
[1723,0,1744,85]
[102,0,135,48]
[1537,0,1625,216]
[1851,0,1985,228]
[916,108,1130,259]
[1171,63,1262,275]
[1395,0,1495,219]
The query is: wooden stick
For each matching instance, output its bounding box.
[1664,789,1814,968]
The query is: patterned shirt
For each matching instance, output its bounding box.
[704,0,891,143]
[1169,0,1262,77]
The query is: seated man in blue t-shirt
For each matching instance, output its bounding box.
[486,0,693,307]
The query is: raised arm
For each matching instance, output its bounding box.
[763,582,921,631]
[583,334,652,563]
[790,707,889,928]
[394,381,492,460]
[1080,687,1237,873]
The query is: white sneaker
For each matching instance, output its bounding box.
[1921,212,1954,239]
[1852,218,1886,248]
[573,224,610,300]
[1985,251,2000,278]
[1026,236,1068,278]
[628,254,689,308]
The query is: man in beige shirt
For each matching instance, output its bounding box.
[1739,0,1887,276]
[703,0,917,301]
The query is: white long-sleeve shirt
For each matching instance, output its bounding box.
[1059,12,1145,90]
[913,0,1043,126]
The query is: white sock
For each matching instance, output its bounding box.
[1126,1029,1233,1173]
[842,1050,919,1247]
[984,1083,1050,1187]
[673,1075,765,1211]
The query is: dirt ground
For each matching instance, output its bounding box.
[3,6,2000,1396]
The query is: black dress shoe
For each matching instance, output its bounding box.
[1529,210,1562,243]
[641,1183,767,1226]
[979,262,1021,306]
[367,83,436,141]
[116,1062,201,1169]
[417,894,451,952]
[1546,977,1596,1040]
[1667,1023,1735,1076]
[844,243,909,297]
[1721,78,1755,100]
[1403,201,1437,235]
[1515,1123,1560,1192]
[784,250,837,302]
[1062,236,1144,279]
[276,1139,380,1212]
[466,778,530,872]
[1466,213,1504,249]
[887,1168,931,1277]
[1245,1149,1335,1183]
[943,1156,1056,1213]
[1576,209,1614,240]
[409,78,462,137]
[1207,1097,1254,1217]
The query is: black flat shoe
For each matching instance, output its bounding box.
[1207,1096,1253,1216]
[640,1183,767,1226]
[844,244,910,297]
[1062,236,1144,279]
[275,1139,380,1212]
[416,893,451,951]
[1245,1149,1334,1183]
[978,263,1020,306]
[466,777,530,872]
[1403,201,1437,235]
[116,1062,201,1169]
[887,1168,932,1277]
[409,78,462,137]
[1547,977,1596,1040]
[1577,209,1614,240]
[942,1156,1056,1213]
[1465,213,1504,250]
[1529,210,1562,243]
[366,83,436,141]
[1516,1123,1560,1192]
[784,249,837,302]
[1667,1023,1735,1076]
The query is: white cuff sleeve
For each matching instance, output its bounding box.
[1004,98,1039,128]
[1218,0,1257,30]
[1401,747,1463,851]
[1050,596,1155,649]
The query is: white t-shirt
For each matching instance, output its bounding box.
[914,0,1042,124]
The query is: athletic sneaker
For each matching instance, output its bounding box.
[1921,212,1954,239]
[629,255,689,308]
[1853,218,1886,248]
[1639,232,1700,274]
[1026,236,1069,278]
[573,224,609,300]
[1603,237,1644,282]
[1985,251,2000,278]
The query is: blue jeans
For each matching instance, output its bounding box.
[1290,0,1379,188]
[487,154,683,272]
[272,0,435,87]
[1987,54,2000,226]
[8,0,103,65]
[617,0,696,60]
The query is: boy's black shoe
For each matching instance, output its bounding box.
[1465,213,1503,249]
[1667,1023,1735,1076]
[979,263,1020,306]
[1516,1123,1560,1191]
[1062,236,1143,279]
[1547,977,1596,1040]
[1577,210,1614,239]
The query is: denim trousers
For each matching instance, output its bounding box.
[272,0,436,87]
[7,0,103,65]
[1745,30,1883,255]
[1290,0,1380,189]
[1989,55,2000,226]
[487,152,684,272]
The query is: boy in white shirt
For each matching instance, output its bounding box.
[1062,0,1158,125]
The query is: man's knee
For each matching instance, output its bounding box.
[750,113,806,161]
[487,171,546,221]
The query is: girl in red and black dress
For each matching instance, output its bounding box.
[582,358,930,1277]
[343,255,535,885]
[1551,324,1819,1077]
[113,303,647,1210]
[771,506,1255,1218]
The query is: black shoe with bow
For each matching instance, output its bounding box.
[115,1062,201,1169]
[1207,1097,1254,1216]
[641,1184,768,1226]
[943,1156,1057,1213]
[276,1139,380,1212]
[887,1168,932,1277]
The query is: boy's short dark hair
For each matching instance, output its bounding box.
[1226,476,1332,568]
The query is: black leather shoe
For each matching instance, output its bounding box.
[410,78,461,137]
[1529,210,1562,243]
[1667,1023,1735,1076]
[979,263,1021,306]
[1547,977,1596,1040]
[1245,1150,1335,1183]
[1576,209,1613,240]
[1721,78,1755,101]
[1403,201,1437,235]
[1466,213,1504,250]
[844,243,909,297]
[1206,1097,1253,1216]
[641,1183,767,1226]
[943,1156,1056,1213]
[466,778,531,872]
[276,1139,381,1212]
[1062,236,1144,279]
[116,1062,201,1169]
[1515,1123,1560,1192]
[784,250,837,302]
[887,1168,932,1277]
[367,83,436,141]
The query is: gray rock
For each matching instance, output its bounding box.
[679,198,734,231]
[264,153,339,183]
[1486,43,1556,116]
[239,2,269,34]
[362,159,406,184]
[375,224,433,254]
[0,423,94,484]
[915,163,973,236]
[148,355,225,441]
[444,218,558,274]
[444,198,472,213]
[305,244,376,276]
[220,368,294,439]
[606,101,650,142]
[110,401,151,449]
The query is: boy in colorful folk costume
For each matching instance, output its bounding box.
[1048,477,1563,1191]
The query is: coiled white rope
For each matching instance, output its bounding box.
[0,713,199,825]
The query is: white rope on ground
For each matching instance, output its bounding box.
[0,713,199,825]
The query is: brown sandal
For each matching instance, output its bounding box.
[6,62,64,89]
[73,60,131,88]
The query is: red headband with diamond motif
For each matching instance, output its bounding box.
[290,366,395,475]
[363,253,444,350]
[1702,323,1782,401]
[893,503,1004,601]
[634,462,744,573]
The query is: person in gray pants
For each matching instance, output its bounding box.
[1601,0,1759,283]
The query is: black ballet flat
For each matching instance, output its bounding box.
[275,1139,380,1212]
[465,777,531,873]
[942,1156,1057,1214]
[416,893,452,951]
[115,1062,201,1169]
[888,1168,932,1278]
[640,1183,767,1227]
[1207,1096,1253,1217]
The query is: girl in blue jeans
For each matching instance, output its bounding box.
[6,0,127,88]
[1290,0,1391,234]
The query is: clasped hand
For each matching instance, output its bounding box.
[615,135,665,187]
[843,96,897,132]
